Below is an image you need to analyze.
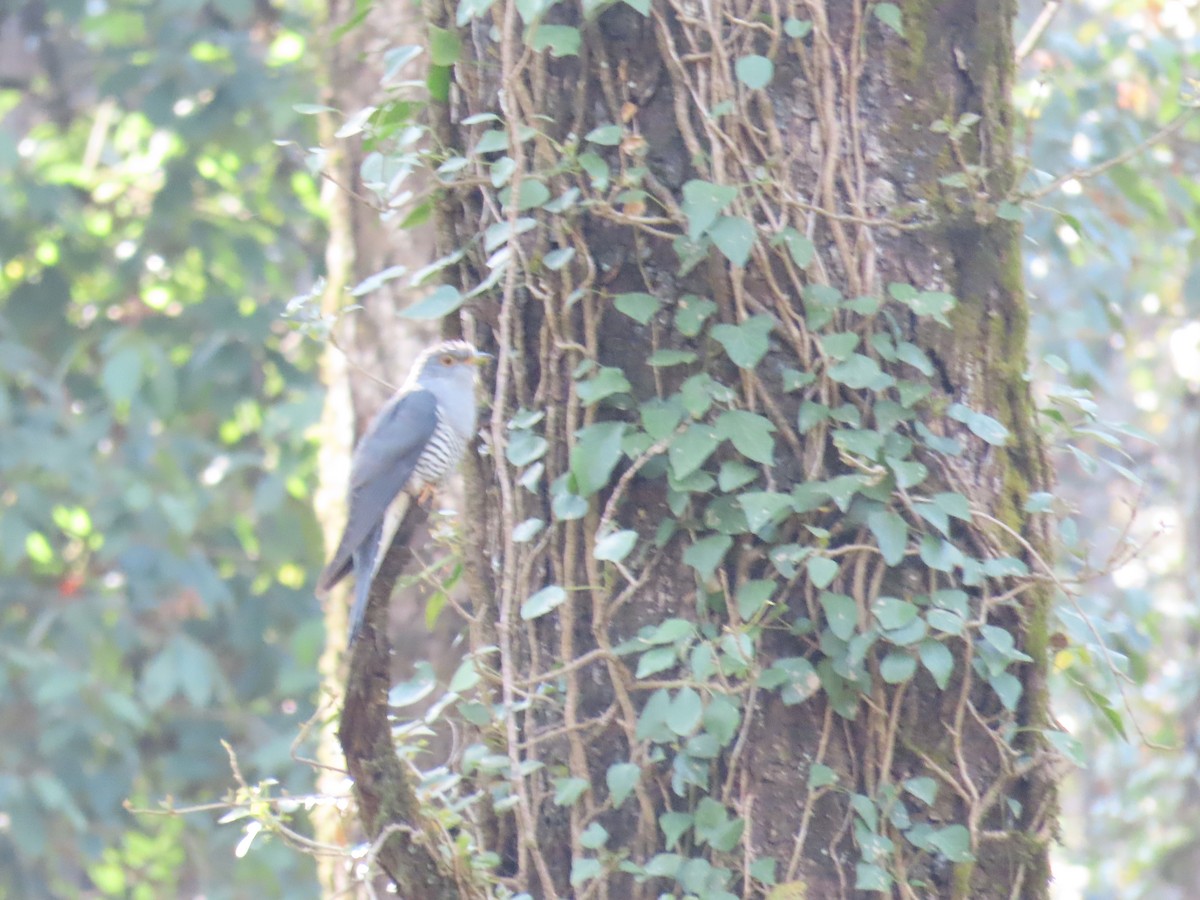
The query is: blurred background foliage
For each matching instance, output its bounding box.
[2,0,1200,897]
[0,0,326,895]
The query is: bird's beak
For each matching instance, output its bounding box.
[472,351,493,367]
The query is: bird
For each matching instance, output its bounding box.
[318,339,488,644]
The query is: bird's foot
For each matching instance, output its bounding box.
[415,483,438,507]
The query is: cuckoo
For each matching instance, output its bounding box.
[318,339,488,643]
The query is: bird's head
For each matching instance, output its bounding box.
[412,340,490,393]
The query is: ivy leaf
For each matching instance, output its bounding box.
[868,509,909,566]
[428,26,461,64]
[873,2,904,36]
[736,579,775,618]
[399,284,464,319]
[784,17,813,38]
[520,585,566,619]
[928,824,974,862]
[919,639,954,688]
[576,367,631,405]
[989,671,1022,711]
[648,349,697,367]
[880,652,916,684]
[904,776,938,806]
[872,597,918,630]
[821,332,860,360]
[807,556,839,589]
[711,314,774,369]
[710,216,756,267]
[948,403,1010,446]
[594,529,637,562]
[571,422,626,496]
[667,687,704,735]
[529,24,581,57]
[735,54,774,89]
[681,180,738,239]
[828,354,894,390]
[585,124,622,145]
[773,227,814,267]
[886,456,927,489]
[674,296,718,336]
[606,762,641,807]
[553,777,589,806]
[683,534,732,581]
[718,460,758,491]
[716,409,776,464]
[669,424,720,479]
[820,591,858,641]
[737,491,792,532]
[544,247,575,270]
[641,397,684,441]
[613,291,662,324]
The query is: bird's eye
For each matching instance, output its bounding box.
[440,354,455,366]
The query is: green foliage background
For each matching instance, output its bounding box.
[0,0,325,895]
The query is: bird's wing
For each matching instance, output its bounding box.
[317,389,438,593]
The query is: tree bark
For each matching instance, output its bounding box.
[421,0,1060,897]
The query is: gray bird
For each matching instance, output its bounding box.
[318,339,488,643]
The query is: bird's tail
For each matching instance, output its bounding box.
[346,521,383,645]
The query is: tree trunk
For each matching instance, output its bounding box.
[381,0,1062,897]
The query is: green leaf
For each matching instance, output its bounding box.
[529,24,581,57]
[716,409,776,464]
[886,456,927,489]
[821,332,860,360]
[585,124,622,145]
[784,17,813,38]
[684,534,732,581]
[520,585,566,619]
[873,3,904,36]
[607,762,641,807]
[768,229,814,272]
[570,858,602,886]
[506,430,547,466]
[880,651,916,684]
[872,597,918,630]
[674,295,718,336]
[808,763,838,789]
[989,671,1022,711]
[637,646,677,678]
[571,422,627,496]
[926,609,964,635]
[919,639,954,688]
[580,822,608,849]
[594,529,637,562]
[641,396,684,440]
[867,509,908,566]
[613,291,662,324]
[738,491,792,532]
[933,491,972,521]
[856,863,893,891]
[904,776,938,806]
[710,215,756,267]
[736,579,775,618]
[400,284,464,319]
[513,518,544,543]
[660,811,693,849]
[711,314,774,369]
[428,25,461,64]
[735,54,774,89]
[948,403,1010,446]
[807,556,839,589]
[553,776,590,806]
[703,694,741,745]
[996,200,1025,221]
[681,179,738,239]
[667,687,704,735]
[648,349,698,367]
[669,424,720,479]
[820,591,858,641]
[828,354,893,390]
[928,824,974,862]
[718,460,758,492]
[577,367,631,405]
[544,247,575,270]
[102,344,145,407]
[504,178,551,211]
